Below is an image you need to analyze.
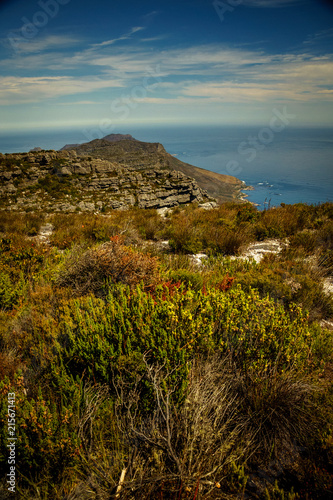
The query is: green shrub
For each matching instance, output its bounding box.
[1,203,333,499]
[0,270,26,310]
[169,228,203,254]
[168,269,204,290]
[236,203,260,224]
[53,283,324,386]
[0,373,111,496]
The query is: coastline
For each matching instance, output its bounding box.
[237,181,255,204]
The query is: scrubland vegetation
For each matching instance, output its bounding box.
[0,202,333,499]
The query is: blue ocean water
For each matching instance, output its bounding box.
[0,125,332,209]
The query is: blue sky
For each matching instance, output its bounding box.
[0,0,332,132]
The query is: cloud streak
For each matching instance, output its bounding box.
[91,26,145,48]
[0,75,123,105]
[1,34,81,54]
[0,32,332,108]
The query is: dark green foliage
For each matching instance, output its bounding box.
[168,268,204,290]
[0,203,333,499]
[236,203,261,224]
[38,174,76,198]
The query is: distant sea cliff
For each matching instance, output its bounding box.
[0,134,245,213]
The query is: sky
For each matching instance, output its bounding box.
[0,0,333,133]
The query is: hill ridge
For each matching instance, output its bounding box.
[0,135,244,213]
[63,134,244,203]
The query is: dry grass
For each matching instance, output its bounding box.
[109,356,321,499]
[113,355,247,499]
[0,210,45,236]
[56,238,160,295]
[1,204,333,499]
[232,368,320,461]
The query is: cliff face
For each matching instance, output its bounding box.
[0,149,209,213]
[0,135,244,213]
[62,136,244,204]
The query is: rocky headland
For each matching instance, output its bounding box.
[0,134,245,213]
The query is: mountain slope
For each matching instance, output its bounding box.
[0,134,245,213]
[0,149,210,212]
[62,136,244,203]
[60,133,137,151]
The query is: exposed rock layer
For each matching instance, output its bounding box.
[0,135,244,212]
[63,136,244,204]
[0,150,208,212]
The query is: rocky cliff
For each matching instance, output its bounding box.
[0,150,210,212]
[0,135,244,213]
[61,135,244,204]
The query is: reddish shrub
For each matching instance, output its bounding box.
[57,237,160,295]
[215,273,235,292]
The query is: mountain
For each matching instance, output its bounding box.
[60,133,137,151]
[0,135,245,213]
[103,133,136,142]
[62,135,244,204]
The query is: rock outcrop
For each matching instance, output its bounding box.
[0,135,245,213]
[0,149,210,212]
[62,136,245,204]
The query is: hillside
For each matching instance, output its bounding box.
[0,202,332,499]
[61,134,244,203]
[0,149,210,213]
[60,133,137,151]
[0,135,244,213]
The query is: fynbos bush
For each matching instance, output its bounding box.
[56,237,159,295]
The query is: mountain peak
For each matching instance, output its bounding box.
[102,133,136,142]
[60,133,137,151]
[58,135,243,203]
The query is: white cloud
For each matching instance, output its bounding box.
[57,100,100,105]
[182,81,311,102]
[2,34,81,54]
[303,28,333,45]
[177,54,333,102]
[0,76,123,105]
[91,27,145,48]
[0,34,333,107]
[85,45,273,81]
[136,96,198,105]
[140,35,168,43]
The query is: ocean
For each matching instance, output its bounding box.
[0,125,332,209]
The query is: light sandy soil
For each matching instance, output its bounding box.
[36,223,54,245]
